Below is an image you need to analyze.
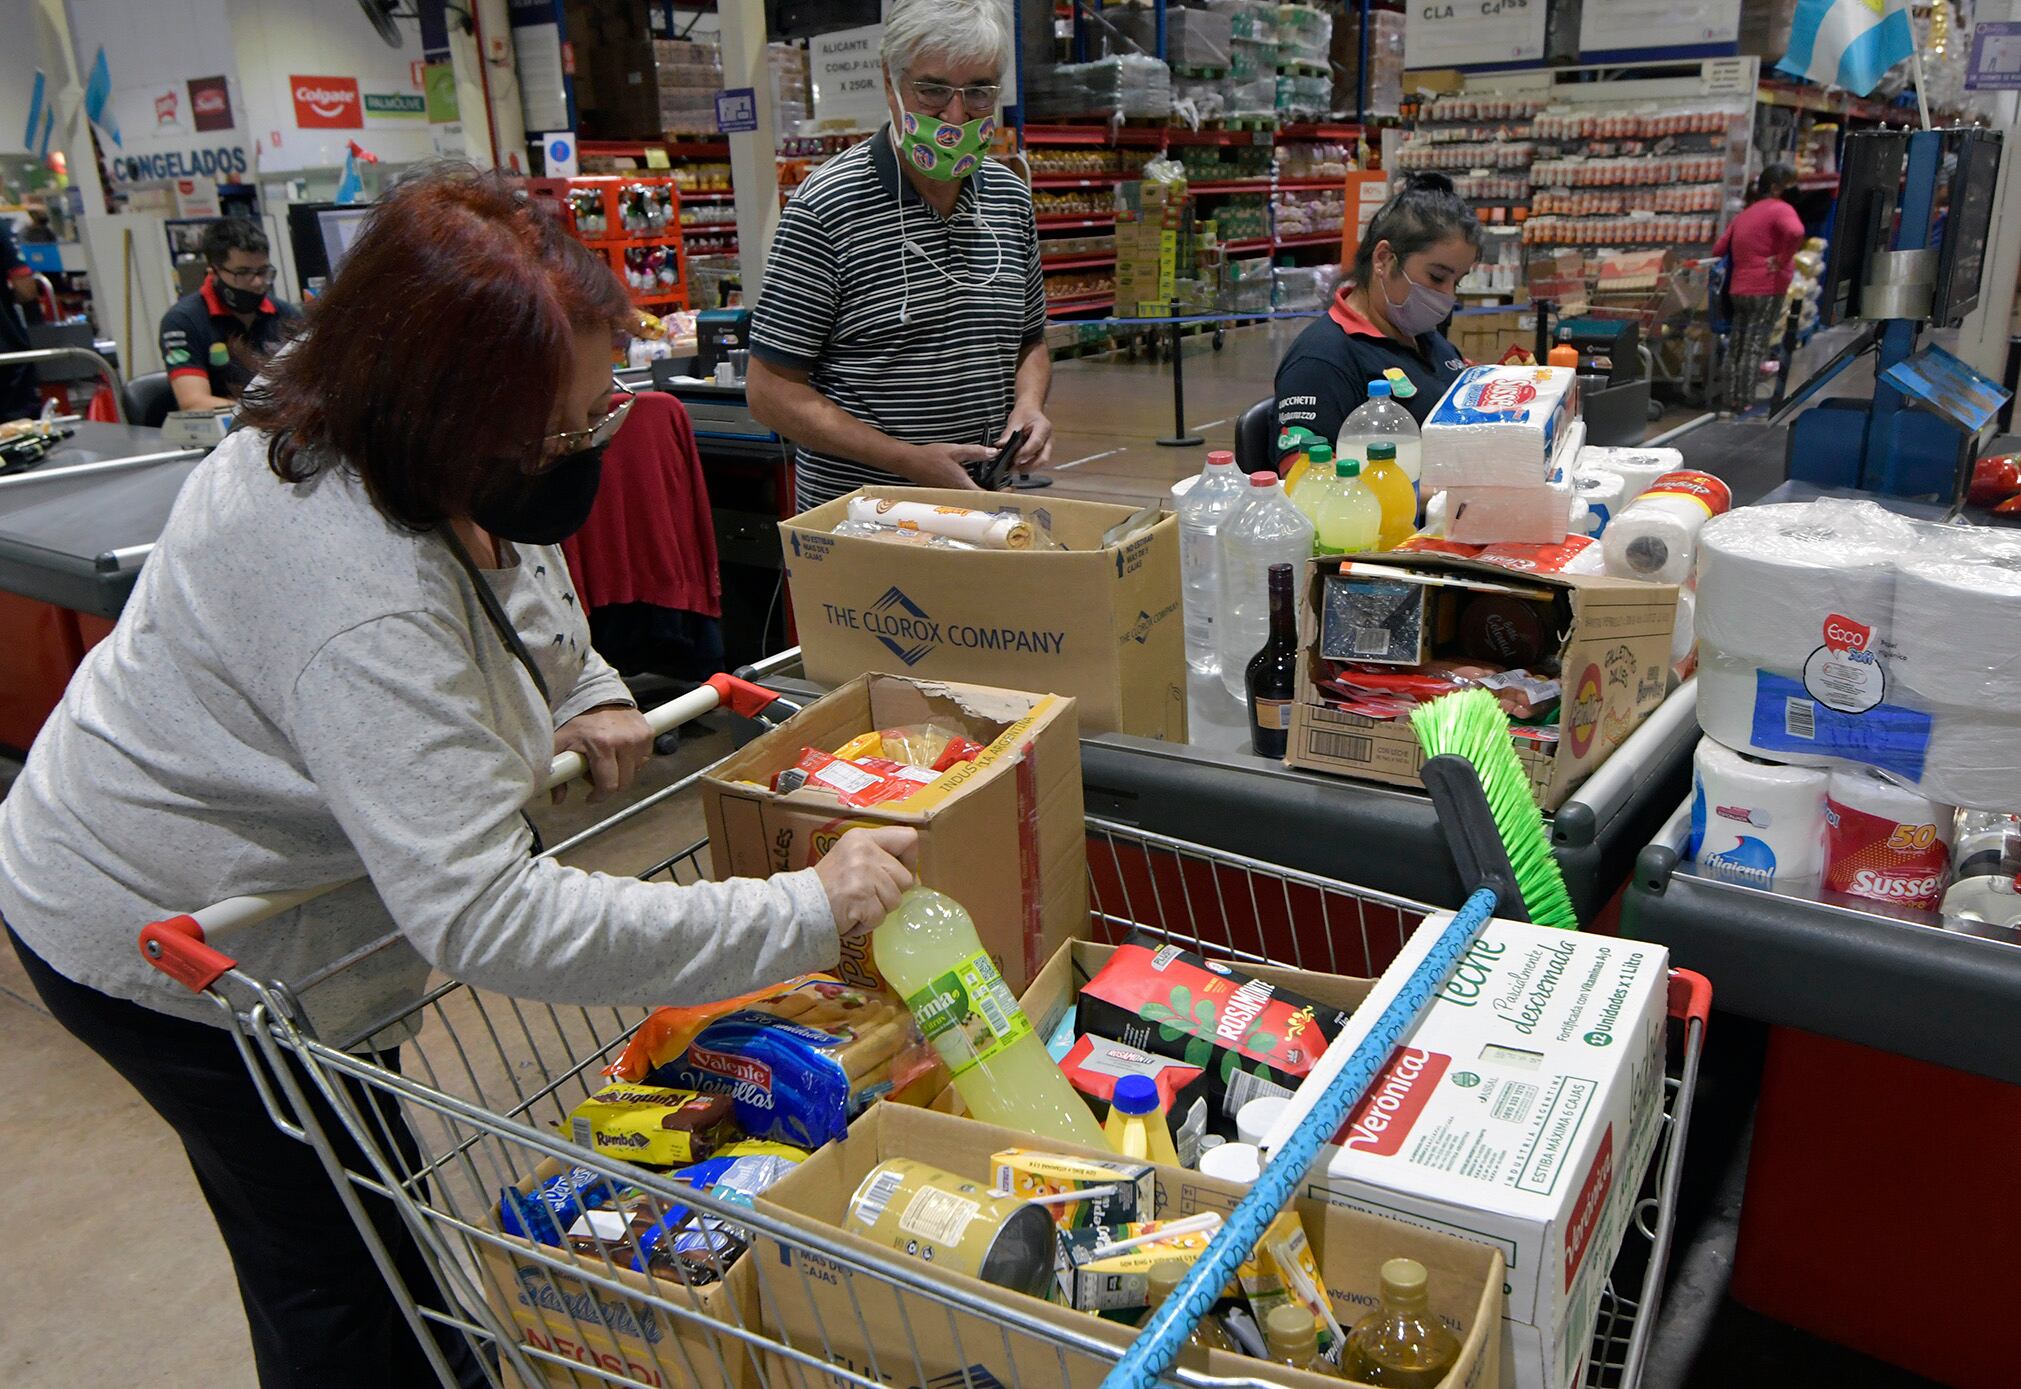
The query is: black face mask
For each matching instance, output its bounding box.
[212,275,266,314]
[470,445,607,545]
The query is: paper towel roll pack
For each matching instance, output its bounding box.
[1431,468,1587,545]
[1600,470,1734,584]
[1692,498,2021,811]
[1821,768,1954,911]
[1420,365,1578,488]
[1689,735,1827,887]
[1573,470,1625,537]
[1576,445,1682,504]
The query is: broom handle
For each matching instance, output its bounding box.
[1099,889,1499,1389]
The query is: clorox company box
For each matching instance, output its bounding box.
[1298,919,1670,1389]
[781,487,1187,741]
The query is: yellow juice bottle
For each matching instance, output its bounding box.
[873,887,1108,1149]
[1102,1074,1182,1168]
[1363,440,1417,550]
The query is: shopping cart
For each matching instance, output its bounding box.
[137,681,1709,1389]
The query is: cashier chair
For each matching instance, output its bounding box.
[122,373,176,430]
[1235,397,1277,473]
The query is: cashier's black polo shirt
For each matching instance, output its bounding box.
[1274,287,1466,457]
[159,276,297,400]
[750,124,1047,510]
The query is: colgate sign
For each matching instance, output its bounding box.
[1337,1046,1449,1155]
[292,76,362,129]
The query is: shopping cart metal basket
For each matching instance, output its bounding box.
[137,679,1710,1389]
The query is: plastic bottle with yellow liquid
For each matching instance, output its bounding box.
[1340,1258,1462,1387]
[1363,440,1416,550]
[1289,442,1339,525]
[1264,1304,1341,1377]
[1278,427,1321,494]
[1313,457,1381,557]
[1139,1259,1237,1352]
[1102,1074,1182,1168]
[873,887,1108,1149]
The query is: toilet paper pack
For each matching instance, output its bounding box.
[1693,500,2021,811]
[1574,445,1682,504]
[1421,365,1578,488]
[1821,768,1954,912]
[1689,735,1828,887]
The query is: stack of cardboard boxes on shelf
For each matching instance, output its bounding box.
[1114,180,1186,318]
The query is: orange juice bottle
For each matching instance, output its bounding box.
[1363,440,1417,550]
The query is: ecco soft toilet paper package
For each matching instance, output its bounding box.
[1692,499,2021,811]
[1689,735,1827,887]
[1576,445,1682,504]
[1420,365,1578,488]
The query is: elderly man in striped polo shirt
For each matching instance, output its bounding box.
[746,0,1054,510]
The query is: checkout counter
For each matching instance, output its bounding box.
[0,421,205,750]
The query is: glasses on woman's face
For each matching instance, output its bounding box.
[906,78,1000,117]
[528,393,633,473]
[212,262,277,286]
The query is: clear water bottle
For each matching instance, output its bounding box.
[1217,472,1315,701]
[1337,380,1423,490]
[1178,450,1247,676]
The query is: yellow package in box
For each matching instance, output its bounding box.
[990,1149,1155,1228]
[564,1083,740,1167]
[1238,1210,1343,1358]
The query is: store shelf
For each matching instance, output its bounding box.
[1189,179,1276,194]
[1797,174,1840,191]
[1273,232,1343,250]
[680,189,735,201]
[1274,179,1350,191]
[1031,174,1123,188]
[1280,122,1363,141]
[581,138,730,160]
[1036,213,1116,229]
[1040,253,1117,272]
[1164,127,1276,147]
[1046,294,1115,316]
[630,291,687,307]
[1221,237,1275,253]
[583,236,683,249]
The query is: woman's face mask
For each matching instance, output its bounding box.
[1377,252,1457,337]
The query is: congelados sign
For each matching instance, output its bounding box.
[111,144,250,184]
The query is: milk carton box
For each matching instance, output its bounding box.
[1293,917,1670,1389]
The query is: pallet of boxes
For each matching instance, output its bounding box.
[1116,177,1188,319]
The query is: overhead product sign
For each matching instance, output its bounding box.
[188,75,233,132]
[717,86,759,134]
[811,23,887,128]
[1967,20,2021,90]
[1580,0,1740,56]
[1406,0,1548,70]
[292,75,363,129]
[364,92,426,121]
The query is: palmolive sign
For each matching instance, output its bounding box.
[292,76,362,129]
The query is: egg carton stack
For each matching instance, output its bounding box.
[1420,366,1585,544]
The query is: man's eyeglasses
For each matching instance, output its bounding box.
[212,262,277,285]
[906,79,1000,116]
[529,393,634,472]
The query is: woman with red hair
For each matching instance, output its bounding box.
[0,167,913,1384]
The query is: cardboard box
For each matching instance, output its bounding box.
[781,488,1188,741]
[475,1158,762,1389]
[1285,553,1677,810]
[702,674,1087,993]
[752,1103,1504,1389]
[1295,918,1671,1389]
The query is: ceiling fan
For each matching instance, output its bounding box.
[356,0,417,49]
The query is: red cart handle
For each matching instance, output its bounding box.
[707,672,790,721]
[139,915,238,994]
[1667,968,1712,1032]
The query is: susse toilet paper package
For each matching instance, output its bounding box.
[1694,498,2021,811]
[1421,365,1579,489]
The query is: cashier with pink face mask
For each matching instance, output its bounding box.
[1274,173,1484,457]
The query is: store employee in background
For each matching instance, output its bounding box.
[1275,173,1481,452]
[159,217,299,411]
[747,0,1053,510]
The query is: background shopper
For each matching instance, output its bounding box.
[1714,163,1805,415]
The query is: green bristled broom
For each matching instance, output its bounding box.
[1411,688,1579,930]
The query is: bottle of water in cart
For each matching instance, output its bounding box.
[1217,472,1314,702]
[1178,450,1247,676]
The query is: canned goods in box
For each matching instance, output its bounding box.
[843,1159,1057,1298]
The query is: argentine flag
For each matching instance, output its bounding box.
[1778,0,1916,96]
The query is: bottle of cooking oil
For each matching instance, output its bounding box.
[873,887,1108,1149]
[1140,1260,1236,1352]
[1264,1303,1341,1377]
[1340,1258,1462,1387]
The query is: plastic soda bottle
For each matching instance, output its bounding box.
[1313,457,1381,557]
[1178,450,1247,677]
[1340,1258,1462,1387]
[1338,380,1422,490]
[1288,442,1339,523]
[874,887,1108,1148]
[1278,427,1321,493]
[1216,472,1315,702]
[1363,440,1416,550]
[1102,1074,1182,1167]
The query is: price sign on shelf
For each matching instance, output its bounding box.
[1579,0,1740,55]
[1406,0,1547,71]
[811,22,887,129]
